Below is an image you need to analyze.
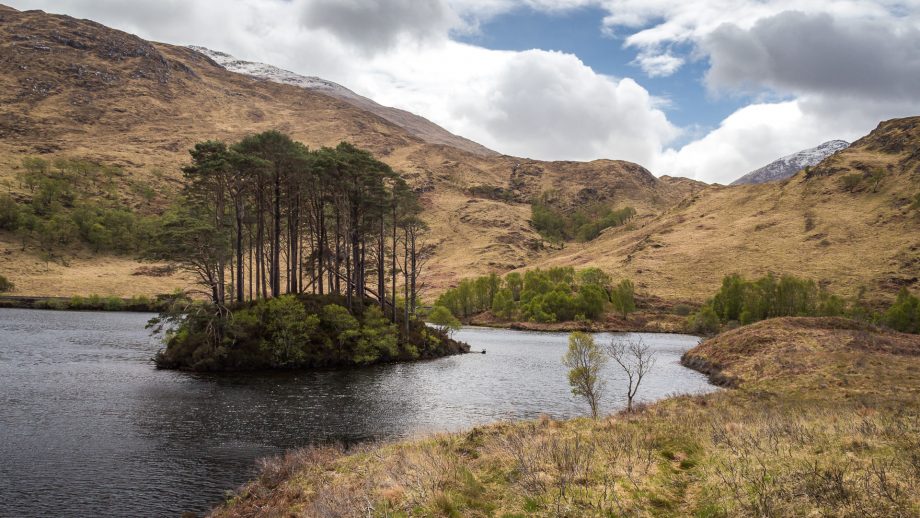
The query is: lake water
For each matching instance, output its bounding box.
[0,308,714,517]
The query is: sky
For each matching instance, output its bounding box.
[9,0,920,184]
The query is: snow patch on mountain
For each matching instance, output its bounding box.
[731,140,850,185]
[188,46,363,102]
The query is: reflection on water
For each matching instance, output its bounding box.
[0,309,714,517]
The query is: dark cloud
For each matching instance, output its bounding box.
[300,0,456,53]
[704,10,920,100]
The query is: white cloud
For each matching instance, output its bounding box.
[632,51,684,77]
[653,95,920,183]
[450,49,679,163]
[300,0,460,55]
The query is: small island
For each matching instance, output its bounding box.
[144,133,469,371]
[153,294,467,371]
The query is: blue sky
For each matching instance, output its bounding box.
[457,5,744,139]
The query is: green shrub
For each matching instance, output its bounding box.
[491,289,514,319]
[840,173,862,192]
[531,202,567,242]
[690,273,863,331]
[438,267,623,323]
[428,305,461,336]
[103,296,124,311]
[322,304,361,349]
[257,295,320,366]
[0,194,20,230]
[0,274,14,293]
[883,288,920,334]
[687,305,720,335]
[611,279,636,318]
[355,306,399,364]
[578,284,607,319]
[673,304,692,316]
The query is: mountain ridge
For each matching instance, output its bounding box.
[187,45,498,158]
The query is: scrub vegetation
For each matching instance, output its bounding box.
[0,157,159,264]
[531,195,636,243]
[153,294,465,371]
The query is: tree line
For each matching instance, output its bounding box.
[435,267,636,324]
[687,273,920,334]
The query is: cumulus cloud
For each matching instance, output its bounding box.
[598,0,920,182]
[453,50,678,163]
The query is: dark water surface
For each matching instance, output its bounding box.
[0,308,714,517]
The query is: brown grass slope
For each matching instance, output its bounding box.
[212,318,920,517]
[534,117,920,304]
[0,4,696,297]
[683,317,920,398]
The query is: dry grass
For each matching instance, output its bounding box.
[0,234,190,297]
[211,318,920,517]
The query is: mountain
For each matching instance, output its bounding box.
[187,46,498,158]
[730,140,850,185]
[0,5,696,297]
[2,5,915,305]
[532,118,919,303]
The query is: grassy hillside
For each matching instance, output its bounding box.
[533,117,920,306]
[210,317,920,517]
[0,4,695,298]
[1,5,916,307]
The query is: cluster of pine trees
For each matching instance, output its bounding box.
[147,132,429,324]
[435,267,636,324]
[145,133,472,370]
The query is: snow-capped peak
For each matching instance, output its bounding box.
[731,140,850,185]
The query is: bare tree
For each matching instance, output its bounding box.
[607,337,655,413]
[563,331,606,419]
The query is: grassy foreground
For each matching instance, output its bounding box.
[211,317,919,517]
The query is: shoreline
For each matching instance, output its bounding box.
[0,294,164,312]
[464,308,696,335]
[1,296,701,335]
